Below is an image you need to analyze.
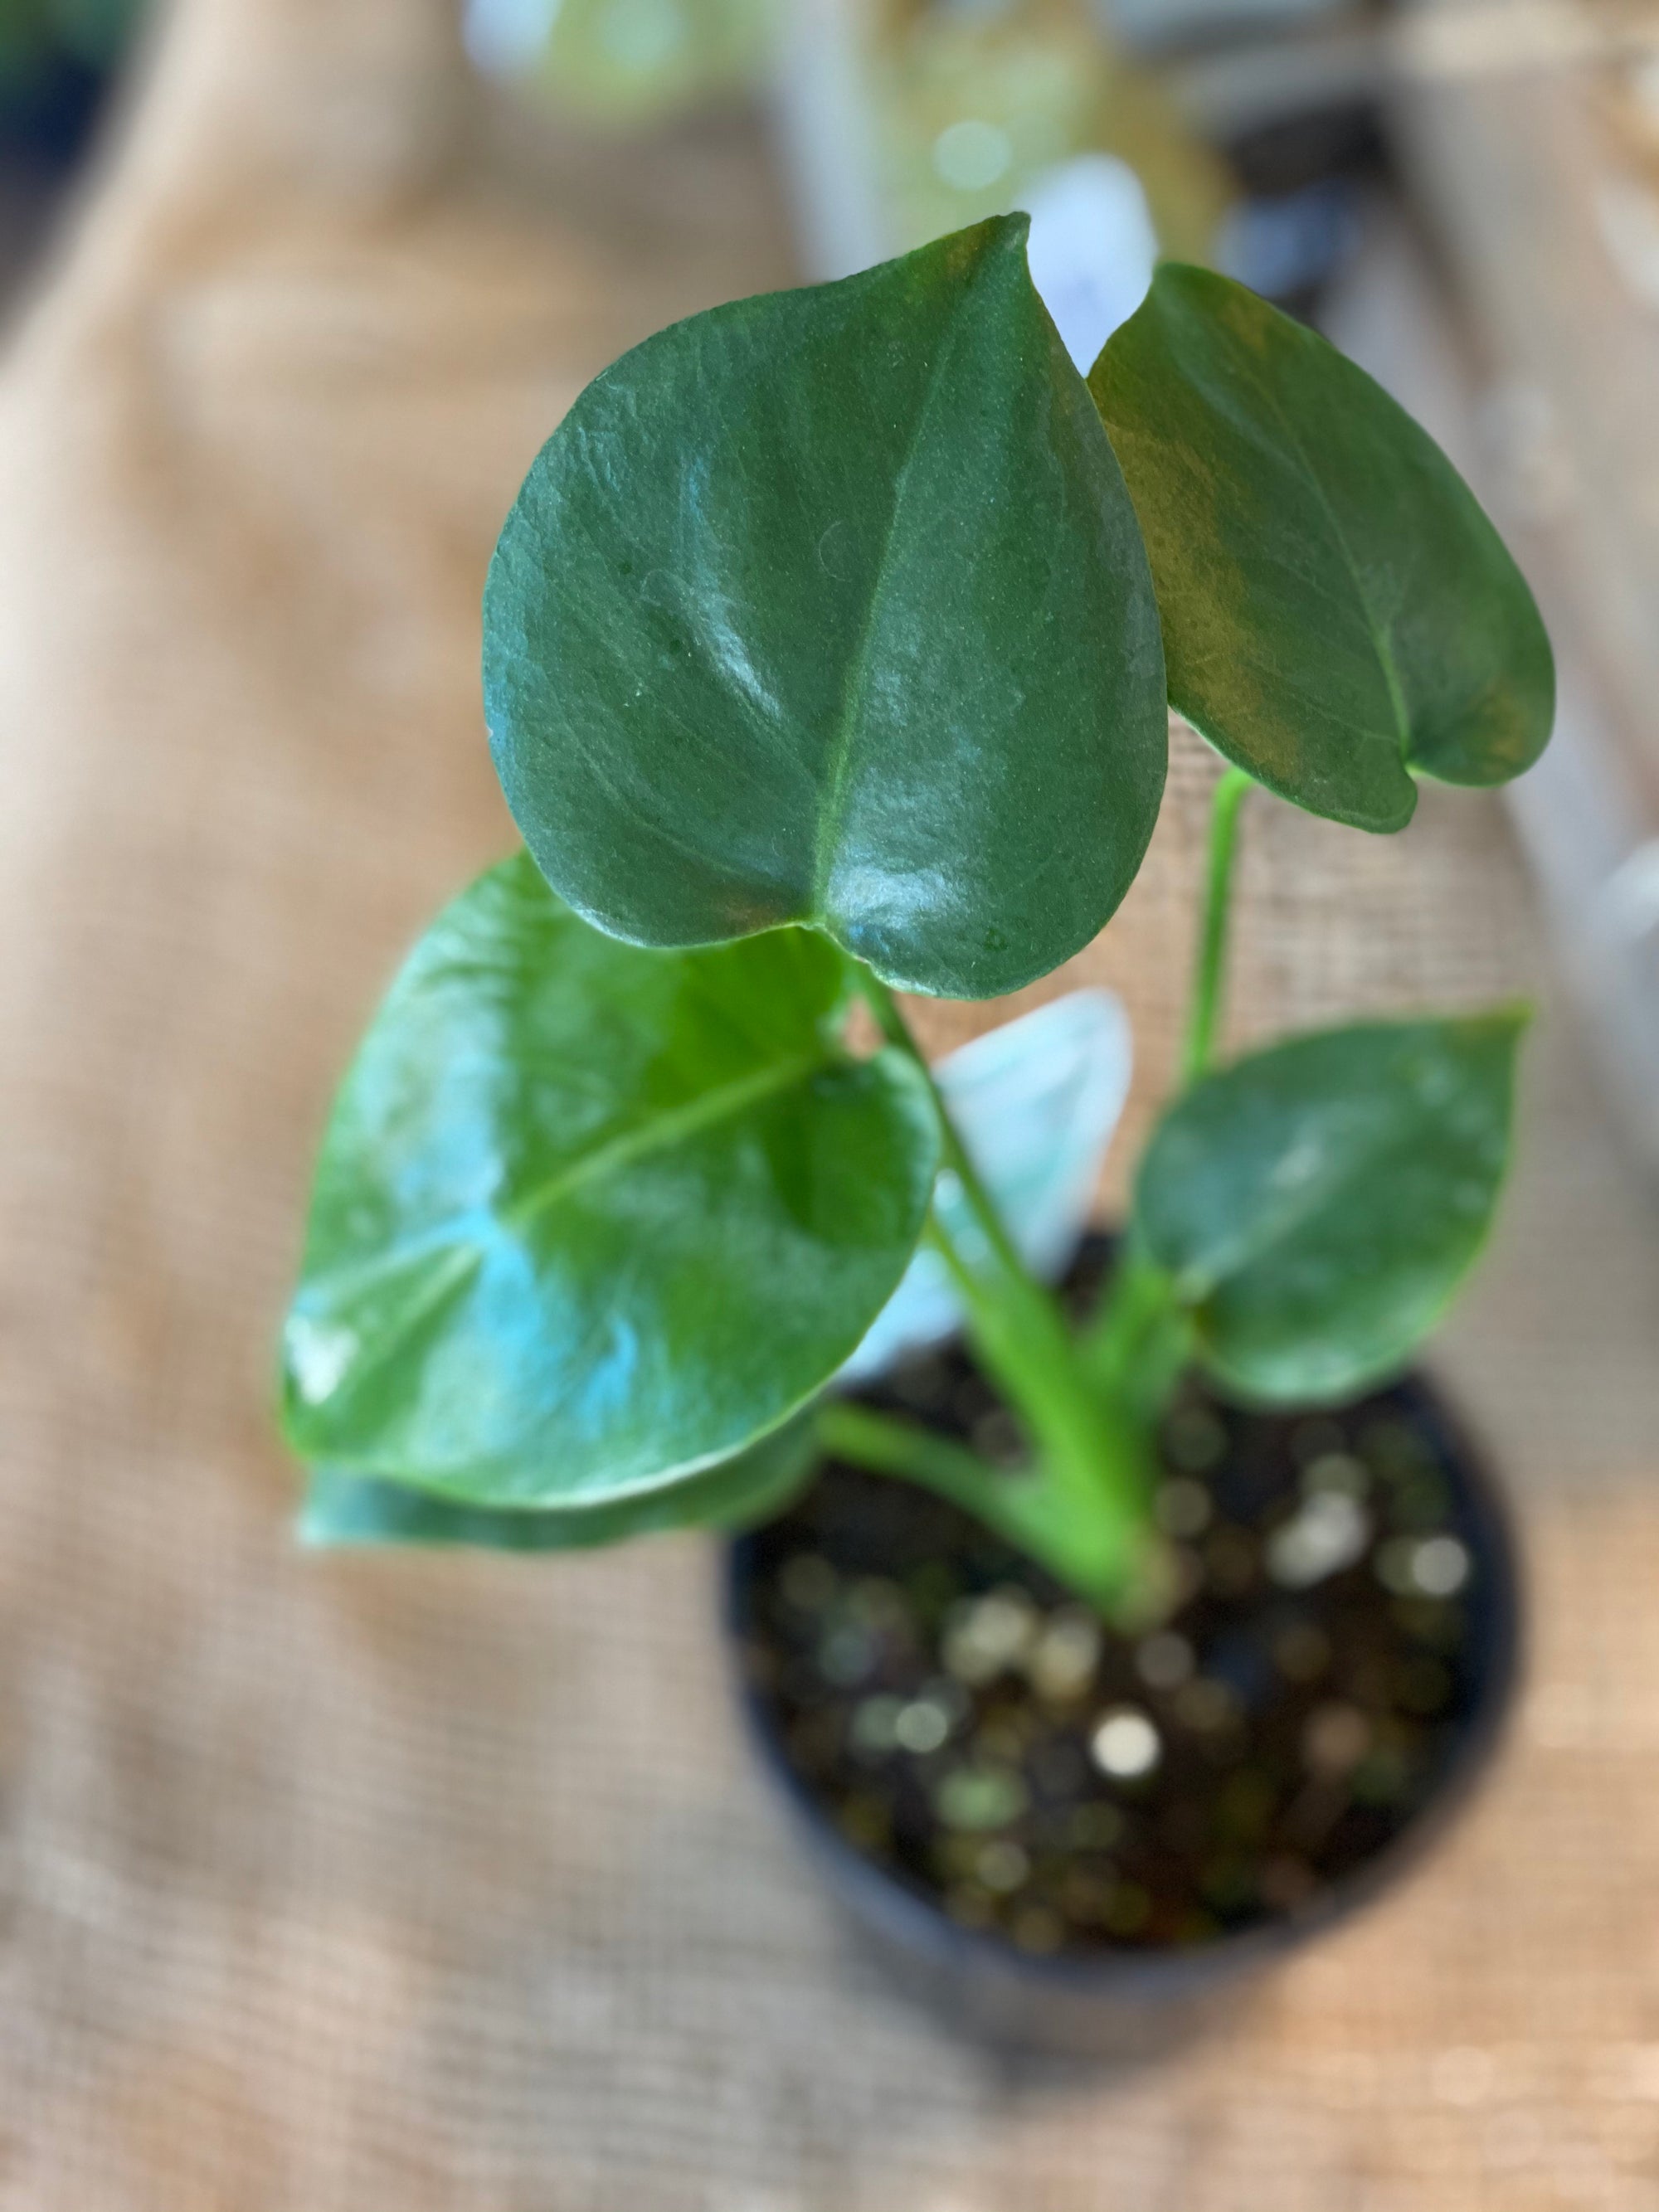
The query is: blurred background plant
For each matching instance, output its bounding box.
[0,0,145,289]
[465,0,1377,371]
[465,0,776,124]
[819,0,1228,267]
[0,0,144,143]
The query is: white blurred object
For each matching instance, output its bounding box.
[1018,154,1158,369]
[465,0,557,73]
[841,989,1132,1381]
[1595,177,1659,318]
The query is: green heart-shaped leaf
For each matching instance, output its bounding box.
[299,1409,819,1552]
[281,856,938,1505]
[485,215,1166,999]
[1091,265,1554,832]
[1134,1009,1527,1401]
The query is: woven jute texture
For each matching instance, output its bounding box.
[2,2,1659,2204]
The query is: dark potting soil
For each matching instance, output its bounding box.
[732,1250,1501,1961]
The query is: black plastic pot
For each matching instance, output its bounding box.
[725,1344,1520,2057]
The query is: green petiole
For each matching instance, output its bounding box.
[1181,765,1252,1087]
[834,965,1164,1612]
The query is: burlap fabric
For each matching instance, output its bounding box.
[2,3,1659,2202]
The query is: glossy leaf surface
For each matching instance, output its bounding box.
[485,216,1166,999]
[1091,265,1554,832]
[1134,1011,1526,1400]
[299,1410,817,1551]
[282,857,938,1505]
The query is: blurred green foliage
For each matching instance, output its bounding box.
[869,0,1227,265]
[0,0,144,86]
[470,0,777,127]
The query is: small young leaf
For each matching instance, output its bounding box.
[485,215,1166,999]
[281,857,939,1506]
[1134,1010,1527,1401]
[299,1411,819,1552]
[1091,265,1554,832]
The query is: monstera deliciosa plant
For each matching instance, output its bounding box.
[282,220,1552,1626]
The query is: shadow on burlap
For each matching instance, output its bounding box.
[2,2,1659,2204]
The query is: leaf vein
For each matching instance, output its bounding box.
[808,301,975,916]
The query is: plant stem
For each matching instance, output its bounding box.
[1181,766,1252,1087]
[814,1399,1008,1508]
[849,966,1160,1610]
[813,1400,1144,1614]
[1081,1230,1192,1422]
[850,967,1029,1291]
[1078,771,1250,1427]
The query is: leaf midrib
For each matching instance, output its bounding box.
[299,1048,833,1412]
[504,1048,827,1232]
[1233,336,1413,758]
[807,302,972,916]
[1183,1099,1428,1297]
